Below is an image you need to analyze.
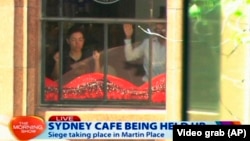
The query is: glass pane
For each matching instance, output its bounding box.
[44,22,59,80]
[43,0,60,17]
[105,23,166,104]
[44,22,60,101]
[43,0,166,18]
[185,0,221,112]
[43,22,104,101]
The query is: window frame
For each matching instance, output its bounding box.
[40,1,167,109]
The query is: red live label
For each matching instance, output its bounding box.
[48,116,81,121]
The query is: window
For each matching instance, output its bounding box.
[182,0,221,119]
[41,0,167,109]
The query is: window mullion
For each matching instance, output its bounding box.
[41,21,46,104]
[58,22,64,101]
[148,34,153,103]
[59,0,63,17]
[148,0,154,103]
[41,17,166,25]
[103,23,109,101]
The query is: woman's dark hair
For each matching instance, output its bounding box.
[66,25,85,39]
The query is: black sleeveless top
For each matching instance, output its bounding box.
[62,47,93,74]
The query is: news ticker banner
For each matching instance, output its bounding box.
[8,115,250,140]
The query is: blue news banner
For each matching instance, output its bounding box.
[36,121,213,139]
[34,118,249,140]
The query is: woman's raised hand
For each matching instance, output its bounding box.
[123,24,133,39]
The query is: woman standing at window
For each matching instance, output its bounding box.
[51,25,101,80]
